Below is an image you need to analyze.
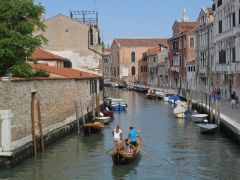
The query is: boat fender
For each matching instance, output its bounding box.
[203,119,208,123]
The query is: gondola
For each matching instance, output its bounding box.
[112,135,142,165]
[83,121,104,135]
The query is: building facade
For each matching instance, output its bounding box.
[168,20,198,93]
[111,39,167,83]
[157,49,169,88]
[196,7,214,96]
[102,49,113,77]
[38,14,103,74]
[212,0,240,98]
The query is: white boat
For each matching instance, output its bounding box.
[94,116,111,124]
[163,93,175,102]
[191,114,208,123]
[197,120,218,133]
[155,91,165,99]
[173,106,187,118]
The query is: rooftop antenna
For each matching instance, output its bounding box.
[182,8,189,22]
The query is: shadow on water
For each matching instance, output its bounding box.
[111,155,141,180]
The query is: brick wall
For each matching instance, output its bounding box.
[0,78,103,151]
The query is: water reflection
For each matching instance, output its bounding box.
[111,155,141,180]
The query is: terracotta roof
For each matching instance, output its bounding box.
[179,22,199,30]
[115,38,168,47]
[30,63,98,78]
[158,60,166,65]
[186,58,196,64]
[30,49,69,61]
[207,8,213,15]
[143,47,161,56]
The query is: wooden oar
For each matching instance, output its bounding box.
[106,146,115,154]
[124,140,164,165]
[141,149,165,165]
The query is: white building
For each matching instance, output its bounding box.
[212,0,240,98]
[196,7,214,95]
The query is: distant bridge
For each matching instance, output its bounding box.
[103,76,127,87]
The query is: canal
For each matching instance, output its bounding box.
[1,87,240,180]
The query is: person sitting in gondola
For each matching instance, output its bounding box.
[128,126,138,154]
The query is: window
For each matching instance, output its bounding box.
[131,52,135,63]
[190,37,195,48]
[239,9,240,24]
[217,0,222,7]
[219,50,226,64]
[233,12,236,27]
[153,57,156,63]
[89,28,93,46]
[219,20,222,34]
[232,47,236,63]
[131,66,136,76]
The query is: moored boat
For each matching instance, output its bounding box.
[94,116,111,124]
[83,121,104,135]
[111,103,127,111]
[146,89,156,99]
[197,120,218,133]
[103,111,114,117]
[112,135,142,165]
[191,114,208,123]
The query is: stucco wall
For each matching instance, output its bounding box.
[0,78,103,151]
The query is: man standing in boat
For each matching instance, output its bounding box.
[128,127,138,153]
[112,125,122,142]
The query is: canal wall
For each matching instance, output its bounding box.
[0,77,103,168]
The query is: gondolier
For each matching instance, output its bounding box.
[128,127,138,152]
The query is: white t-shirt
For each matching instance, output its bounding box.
[113,128,122,141]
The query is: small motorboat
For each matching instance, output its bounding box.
[197,120,218,133]
[146,89,156,99]
[173,106,187,118]
[94,116,111,124]
[155,91,165,99]
[111,103,127,111]
[112,135,142,165]
[163,93,175,102]
[83,121,104,135]
[191,114,208,123]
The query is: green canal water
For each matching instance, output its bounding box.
[1,87,240,180]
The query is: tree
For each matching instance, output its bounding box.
[0,0,46,76]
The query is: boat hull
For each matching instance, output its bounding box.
[111,104,127,111]
[83,122,104,135]
[191,114,208,123]
[103,111,114,117]
[198,124,218,133]
[95,116,111,124]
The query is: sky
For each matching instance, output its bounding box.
[34,0,212,46]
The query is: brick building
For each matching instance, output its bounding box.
[111,39,167,83]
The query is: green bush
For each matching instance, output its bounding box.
[9,62,33,78]
[32,70,49,77]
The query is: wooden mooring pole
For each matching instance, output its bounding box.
[31,92,37,157]
[75,101,80,135]
[37,100,45,153]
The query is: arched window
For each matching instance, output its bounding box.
[190,37,195,48]
[131,66,136,76]
[89,28,93,46]
[131,52,135,63]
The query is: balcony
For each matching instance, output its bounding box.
[215,63,236,74]
[199,66,207,74]
[236,62,240,72]
[171,65,179,72]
